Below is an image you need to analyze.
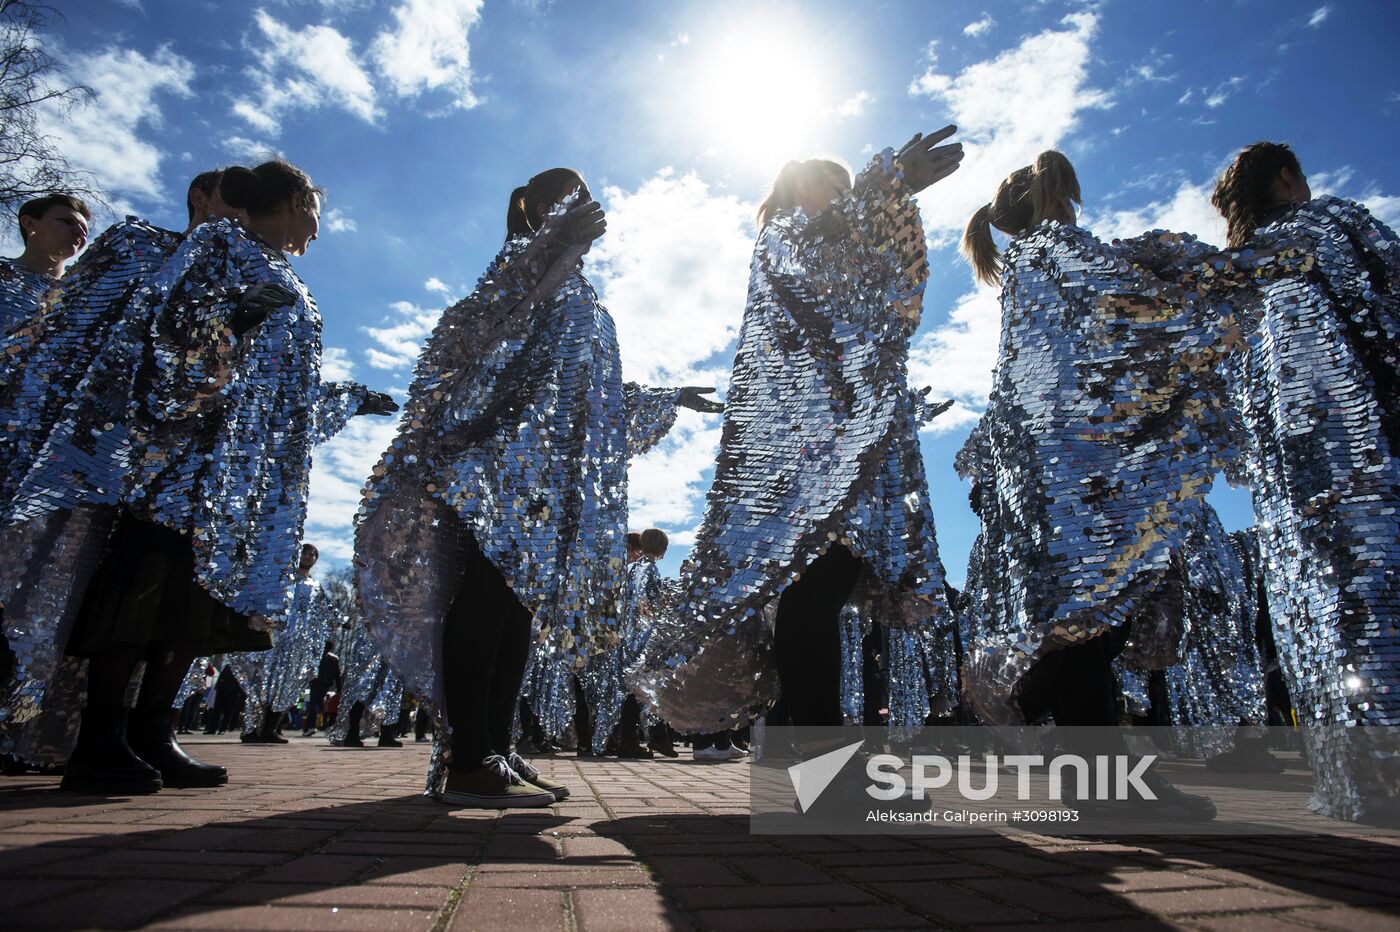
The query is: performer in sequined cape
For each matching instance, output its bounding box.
[356,172,710,804]
[19,161,392,795]
[630,129,966,733]
[0,177,230,768]
[233,545,339,742]
[0,193,90,332]
[956,151,1301,738]
[328,614,406,748]
[1212,142,1400,820]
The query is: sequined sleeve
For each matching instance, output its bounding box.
[762,148,927,336]
[406,199,591,437]
[312,380,369,444]
[144,228,282,424]
[623,383,680,457]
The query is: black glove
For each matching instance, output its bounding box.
[677,386,723,413]
[560,199,607,247]
[356,390,399,417]
[895,125,964,195]
[228,282,296,338]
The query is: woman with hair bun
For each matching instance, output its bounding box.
[1211,142,1400,821]
[43,158,397,795]
[356,168,720,809]
[956,150,1304,821]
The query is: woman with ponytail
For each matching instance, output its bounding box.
[355,168,721,808]
[955,150,1302,821]
[27,158,396,794]
[1211,142,1400,821]
[629,127,964,747]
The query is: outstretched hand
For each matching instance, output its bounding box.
[356,390,399,417]
[561,199,607,247]
[896,125,964,195]
[678,386,723,414]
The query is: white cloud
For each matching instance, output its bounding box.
[321,346,355,381]
[371,0,484,109]
[361,300,440,371]
[40,44,194,204]
[303,414,401,562]
[1084,180,1227,248]
[626,409,723,532]
[1203,76,1244,109]
[907,12,1111,243]
[324,207,357,233]
[1308,5,1332,27]
[835,90,873,119]
[588,168,756,387]
[222,134,277,162]
[963,14,995,37]
[425,276,451,295]
[234,10,379,135]
[907,287,1002,432]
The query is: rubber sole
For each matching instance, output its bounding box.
[440,789,556,809]
[60,776,162,795]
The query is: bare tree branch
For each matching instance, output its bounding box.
[0,1,105,214]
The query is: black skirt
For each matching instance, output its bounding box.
[67,510,273,657]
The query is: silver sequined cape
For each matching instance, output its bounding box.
[122,220,365,620]
[230,575,337,730]
[0,256,55,333]
[1231,195,1400,819]
[328,617,404,744]
[355,199,679,752]
[629,150,952,733]
[959,222,1248,724]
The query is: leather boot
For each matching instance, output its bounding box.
[127,710,228,788]
[61,705,162,794]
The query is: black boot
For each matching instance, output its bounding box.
[377,731,403,748]
[343,702,365,747]
[61,705,162,794]
[647,724,678,758]
[259,711,289,744]
[127,710,227,788]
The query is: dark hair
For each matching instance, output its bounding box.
[301,542,319,562]
[1212,142,1304,249]
[757,159,851,227]
[186,169,224,224]
[219,159,323,218]
[506,168,585,237]
[640,528,668,558]
[17,193,91,243]
[961,150,1081,287]
[625,532,642,550]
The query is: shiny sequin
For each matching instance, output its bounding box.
[229,574,339,731]
[1229,196,1400,820]
[629,149,953,734]
[958,222,1302,726]
[354,195,681,787]
[329,618,405,745]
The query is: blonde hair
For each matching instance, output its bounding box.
[639,528,668,559]
[961,150,1082,287]
[757,159,851,227]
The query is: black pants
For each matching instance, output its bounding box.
[1016,622,1132,727]
[773,544,864,727]
[693,730,734,751]
[304,684,329,731]
[441,535,533,769]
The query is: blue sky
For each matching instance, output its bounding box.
[35,0,1400,581]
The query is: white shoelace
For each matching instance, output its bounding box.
[481,754,525,785]
[506,751,539,781]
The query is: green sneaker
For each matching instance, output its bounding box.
[508,751,571,800]
[441,755,555,809]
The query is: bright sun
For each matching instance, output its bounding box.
[682,13,839,174]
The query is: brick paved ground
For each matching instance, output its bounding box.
[2,735,1397,931]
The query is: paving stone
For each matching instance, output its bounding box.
[450,889,566,931]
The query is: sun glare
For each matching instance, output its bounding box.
[683,14,837,173]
